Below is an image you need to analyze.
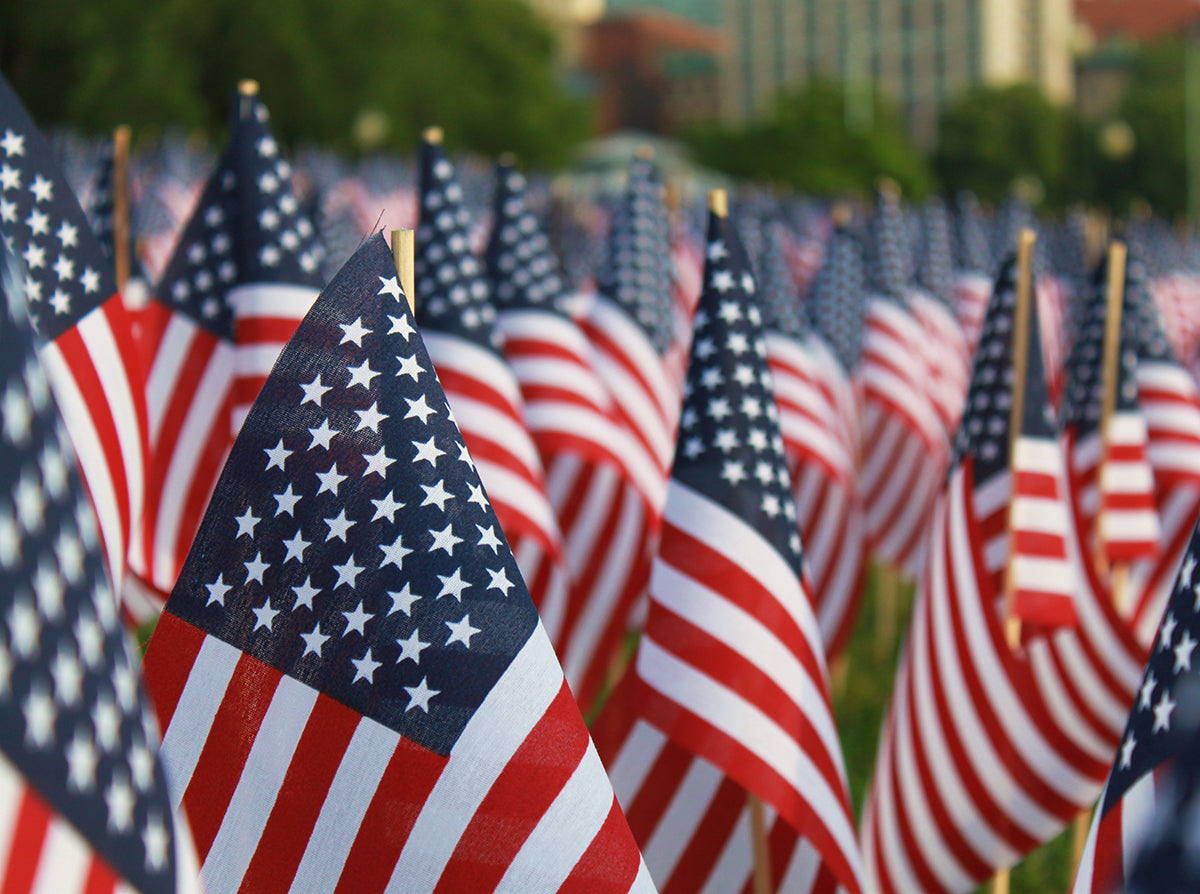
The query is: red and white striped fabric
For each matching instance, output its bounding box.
[1009,436,1075,628]
[230,284,318,434]
[954,271,993,356]
[1038,277,1071,408]
[768,330,866,659]
[1153,272,1200,367]
[856,296,947,577]
[1071,762,1169,892]
[910,290,970,438]
[1098,409,1161,563]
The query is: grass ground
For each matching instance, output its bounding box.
[834,563,1077,893]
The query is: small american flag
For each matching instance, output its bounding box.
[130,87,323,621]
[0,74,147,591]
[142,232,654,893]
[593,202,863,893]
[0,241,197,893]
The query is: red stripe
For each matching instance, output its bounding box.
[660,776,743,894]
[1,786,50,894]
[235,318,305,344]
[621,730,694,844]
[174,388,235,581]
[555,799,643,894]
[183,655,283,860]
[333,738,448,894]
[142,610,208,731]
[1011,529,1068,558]
[102,297,150,460]
[1011,469,1059,498]
[435,682,587,891]
[1090,806,1123,893]
[81,856,119,894]
[236,694,361,894]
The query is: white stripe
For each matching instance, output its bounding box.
[473,458,561,546]
[1100,510,1160,542]
[587,296,677,424]
[423,331,524,409]
[441,394,542,479]
[159,634,242,807]
[1011,556,1075,594]
[1069,808,1101,894]
[698,804,755,894]
[1011,496,1070,534]
[608,720,668,807]
[649,560,842,765]
[1146,441,1200,478]
[386,624,563,893]
[1100,461,1155,494]
[146,315,201,438]
[1026,638,1113,761]
[497,739,613,892]
[641,756,723,882]
[30,816,90,894]
[289,717,401,894]
[869,696,927,894]
[637,640,859,873]
[229,282,318,321]
[0,756,24,877]
[509,356,611,409]
[201,676,319,894]
[776,834,823,894]
[1014,435,1065,473]
[233,344,289,380]
[40,342,123,583]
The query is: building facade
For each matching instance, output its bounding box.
[718,0,1074,147]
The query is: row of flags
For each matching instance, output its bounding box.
[9,68,1200,893]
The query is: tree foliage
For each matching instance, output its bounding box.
[683,81,934,199]
[0,0,591,168]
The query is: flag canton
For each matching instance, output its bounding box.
[917,197,955,307]
[155,92,323,339]
[166,234,538,756]
[0,246,176,892]
[807,225,865,372]
[415,141,501,354]
[1103,528,1200,813]
[85,138,118,263]
[1126,255,1178,365]
[485,162,568,313]
[952,258,1056,484]
[674,211,805,575]
[867,189,913,301]
[750,215,808,339]
[595,158,675,355]
[0,77,118,341]
[955,190,993,275]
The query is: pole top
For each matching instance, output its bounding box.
[238,80,260,97]
[876,176,900,200]
[498,151,517,167]
[635,144,655,161]
[831,201,852,228]
[1018,228,1037,251]
[423,126,444,145]
[708,189,728,218]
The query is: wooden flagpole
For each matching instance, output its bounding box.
[1096,240,1130,613]
[112,125,132,291]
[707,185,772,894]
[991,228,1037,894]
[391,229,415,314]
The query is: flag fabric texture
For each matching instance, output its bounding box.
[0,74,147,590]
[0,241,198,893]
[486,161,662,704]
[414,140,575,645]
[1071,522,1200,893]
[860,257,1136,894]
[142,233,654,894]
[593,204,864,894]
[129,88,323,621]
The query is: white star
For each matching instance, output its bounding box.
[412,436,444,467]
[143,815,170,872]
[722,461,747,484]
[22,243,44,269]
[396,628,429,664]
[300,373,331,406]
[252,602,279,631]
[380,534,412,570]
[300,624,329,657]
[405,677,439,712]
[1182,553,1197,588]
[706,240,728,261]
[466,482,488,511]
[26,208,49,236]
[308,419,336,450]
[235,506,260,538]
[56,220,77,247]
[316,461,347,496]
[49,289,69,314]
[274,484,301,516]
[1138,672,1157,710]
[65,732,98,790]
[711,270,735,292]
[355,403,387,433]
[371,491,404,522]
[343,601,372,637]
[1174,629,1197,673]
[1119,733,1137,769]
[23,687,55,747]
[0,197,14,222]
[421,480,454,511]
[397,352,423,380]
[0,130,24,156]
[717,300,742,323]
[445,614,481,648]
[1153,689,1177,733]
[387,584,421,616]
[30,173,53,202]
[487,567,516,596]
[333,556,364,589]
[244,552,269,584]
[340,317,370,347]
[700,367,724,390]
[325,509,355,541]
[741,396,762,419]
[457,442,475,471]
[405,395,437,424]
[363,446,392,477]
[352,648,382,684]
[378,275,404,302]
[346,358,378,389]
[0,163,20,190]
[755,461,775,485]
[32,563,63,618]
[437,567,471,601]
[80,267,100,293]
[264,438,292,471]
[727,332,750,354]
[682,437,704,459]
[762,494,781,517]
[292,577,320,610]
[92,696,120,751]
[708,397,732,421]
[206,573,233,606]
[477,524,503,553]
[430,523,463,555]
[1159,613,1178,650]
[51,649,83,705]
[282,529,310,563]
[106,774,135,832]
[129,740,155,792]
[389,314,416,339]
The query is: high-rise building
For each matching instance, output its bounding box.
[719,0,1074,148]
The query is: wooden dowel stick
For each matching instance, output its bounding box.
[391,229,415,314]
[748,794,771,894]
[112,125,131,291]
[1097,241,1130,613]
[990,867,1010,894]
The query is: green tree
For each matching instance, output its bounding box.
[684,81,934,198]
[0,0,591,169]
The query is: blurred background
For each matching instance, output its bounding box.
[4,0,1200,219]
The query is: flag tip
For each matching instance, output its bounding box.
[708,189,728,218]
[423,126,444,145]
[238,80,260,96]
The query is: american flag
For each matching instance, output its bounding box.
[129,87,323,622]
[0,74,147,591]
[141,233,654,893]
[0,241,198,893]
[1071,522,1200,893]
[486,160,662,702]
[414,139,575,646]
[754,212,866,660]
[861,256,1127,894]
[952,191,994,354]
[592,202,863,894]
